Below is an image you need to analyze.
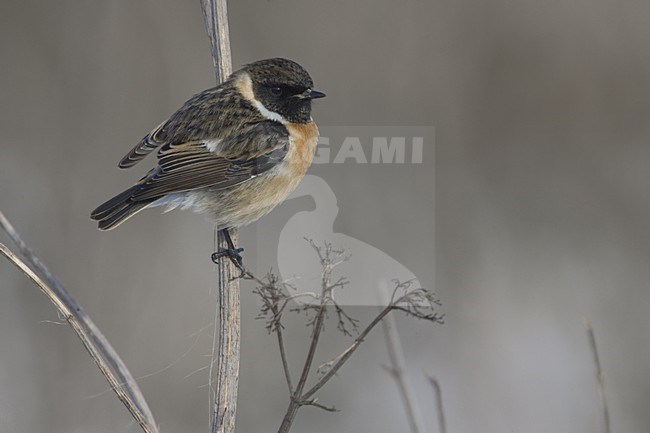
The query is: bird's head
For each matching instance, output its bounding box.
[238,58,326,124]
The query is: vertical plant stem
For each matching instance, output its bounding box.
[584,317,610,433]
[381,310,425,433]
[212,229,240,433]
[200,0,232,83]
[198,1,237,433]
[277,292,328,433]
[277,254,334,433]
[427,376,447,433]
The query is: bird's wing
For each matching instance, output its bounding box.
[118,120,169,169]
[128,121,290,202]
[117,86,234,169]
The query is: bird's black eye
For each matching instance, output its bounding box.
[270,86,283,96]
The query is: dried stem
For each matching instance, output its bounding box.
[381,306,425,433]
[425,375,447,433]
[305,282,442,402]
[0,211,158,433]
[276,242,338,433]
[198,1,238,431]
[584,317,610,433]
[250,240,443,433]
[303,301,392,401]
[250,271,296,395]
[200,0,232,83]
[209,228,240,433]
[199,1,238,432]
[275,318,294,394]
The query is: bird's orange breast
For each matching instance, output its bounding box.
[208,120,319,227]
[284,121,319,177]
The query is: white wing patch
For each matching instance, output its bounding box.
[205,139,223,152]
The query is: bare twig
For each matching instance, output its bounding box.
[426,374,447,433]
[275,319,294,394]
[276,241,340,433]
[302,302,392,401]
[251,240,443,433]
[302,399,338,412]
[584,317,610,433]
[0,212,158,433]
[252,272,295,393]
[198,1,237,432]
[381,303,425,433]
[306,283,442,401]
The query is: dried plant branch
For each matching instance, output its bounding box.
[276,241,341,433]
[250,240,443,433]
[333,302,359,337]
[197,1,238,433]
[425,374,447,433]
[209,236,240,433]
[199,0,232,83]
[301,399,338,412]
[251,272,295,394]
[0,211,158,433]
[307,283,443,401]
[303,304,389,400]
[275,319,294,394]
[381,305,425,433]
[584,317,611,433]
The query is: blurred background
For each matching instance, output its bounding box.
[2,0,650,432]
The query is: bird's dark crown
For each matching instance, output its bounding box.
[239,58,325,124]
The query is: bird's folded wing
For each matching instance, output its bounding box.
[116,87,282,170]
[129,125,290,201]
[118,120,169,169]
[117,86,227,169]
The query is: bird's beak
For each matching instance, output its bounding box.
[299,89,326,100]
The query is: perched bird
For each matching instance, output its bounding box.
[91,58,325,268]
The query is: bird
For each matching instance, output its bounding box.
[90,58,326,270]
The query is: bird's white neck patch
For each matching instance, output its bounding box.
[254,100,287,123]
[236,72,288,124]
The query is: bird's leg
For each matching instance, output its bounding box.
[211,228,245,275]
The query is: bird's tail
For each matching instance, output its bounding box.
[91,185,152,231]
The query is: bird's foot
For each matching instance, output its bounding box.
[211,246,245,276]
